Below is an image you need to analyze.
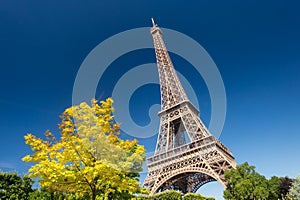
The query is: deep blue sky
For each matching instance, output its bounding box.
[1,1,300,199]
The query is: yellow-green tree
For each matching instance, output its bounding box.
[23,98,146,200]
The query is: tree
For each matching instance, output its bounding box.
[23,98,146,200]
[0,171,33,200]
[267,176,281,200]
[223,162,269,200]
[278,176,293,199]
[289,175,300,199]
[28,188,66,200]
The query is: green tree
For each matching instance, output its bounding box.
[0,171,33,200]
[23,98,146,200]
[267,176,281,200]
[28,188,66,200]
[223,162,269,200]
[289,175,300,199]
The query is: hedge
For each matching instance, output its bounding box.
[134,190,215,200]
[134,190,181,200]
[183,193,215,200]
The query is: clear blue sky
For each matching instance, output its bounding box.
[0,1,300,199]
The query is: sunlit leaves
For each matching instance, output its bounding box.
[22,98,146,199]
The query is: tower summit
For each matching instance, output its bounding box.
[143,19,236,195]
[151,18,156,27]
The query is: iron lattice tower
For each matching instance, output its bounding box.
[143,19,236,195]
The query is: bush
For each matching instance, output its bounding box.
[184,193,215,200]
[134,191,215,200]
[134,190,181,200]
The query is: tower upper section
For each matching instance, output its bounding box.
[150,19,188,110]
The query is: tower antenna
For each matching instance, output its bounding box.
[151,18,156,26]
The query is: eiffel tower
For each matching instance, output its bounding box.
[143,19,236,195]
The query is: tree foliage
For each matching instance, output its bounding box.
[28,188,66,200]
[289,175,300,199]
[267,176,281,200]
[223,162,295,200]
[22,98,146,200]
[0,171,33,200]
[134,190,181,200]
[278,176,293,199]
[183,193,215,200]
[224,162,270,200]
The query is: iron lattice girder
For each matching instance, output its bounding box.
[143,19,236,195]
[155,101,211,154]
[144,136,236,195]
[151,24,188,111]
[161,173,215,194]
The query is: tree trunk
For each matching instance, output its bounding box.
[91,188,96,200]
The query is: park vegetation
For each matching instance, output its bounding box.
[289,175,300,199]
[0,98,299,199]
[134,190,215,199]
[223,162,294,200]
